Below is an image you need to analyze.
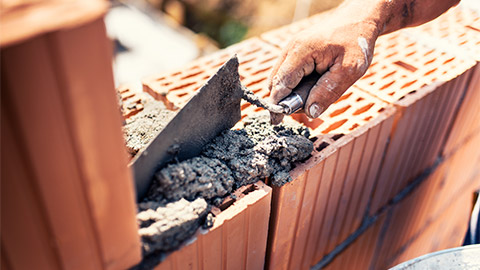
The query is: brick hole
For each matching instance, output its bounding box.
[202,75,210,80]
[251,67,271,76]
[382,70,397,79]
[262,93,269,98]
[336,92,353,102]
[364,116,372,121]
[356,97,364,102]
[459,40,468,45]
[246,78,267,87]
[424,68,438,76]
[240,75,245,80]
[443,57,455,65]
[322,119,347,133]
[329,105,351,117]
[424,49,435,56]
[370,62,378,68]
[362,72,376,79]
[244,67,252,71]
[466,25,480,32]
[424,58,436,65]
[212,61,226,69]
[349,123,359,130]
[259,56,277,64]
[353,103,374,115]
[393,60,418,72]
[388,91,395,96]
[169,82,196,91]
[315,141,329,152]
[400,80,417,89]
[241,103,249,110]
[181,71,203,80]
[405,51,416,57]
[171,71,181,76]
[291,114,324,129]
[379,80,395,90]
[331,133,345,141]
[378,108,385,113]
[254,107,263,112]
[386,52,397,58]
[176,92,189,98]
[240,57,256,65]
[243,47,262,56]
[406,42,416,48]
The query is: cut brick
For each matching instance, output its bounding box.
[153,181,272,270]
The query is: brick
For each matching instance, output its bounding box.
[407,6,480,61]
[371,134,480,269]
[142,38,281,121]
[323,213,387,270]
[361,31,476,214]
[117,85,145,120]
[1,18,141,269]
[443,64,480,155]
[154,181,272,270]
[266,89,395,269]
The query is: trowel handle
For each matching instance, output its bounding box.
[279,72,321,115]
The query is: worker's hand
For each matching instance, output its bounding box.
[268,12,380,124]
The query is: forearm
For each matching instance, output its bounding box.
[336,0,460,36]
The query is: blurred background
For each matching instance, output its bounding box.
[106,0,342,86]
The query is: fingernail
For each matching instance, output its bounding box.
[309,103,322,118]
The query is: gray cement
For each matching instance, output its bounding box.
[202,113,313,186]
[146,157,235,203]
[123,96,177,157]
[132,110,313,268]
[137,198,208,256]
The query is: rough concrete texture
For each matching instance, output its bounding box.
[146,157,235,203]
[137,198,208,256]
[123,96,177,156]
[150,112,313,193]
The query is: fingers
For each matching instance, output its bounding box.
[268,42,318,104]
[304,62,349,118]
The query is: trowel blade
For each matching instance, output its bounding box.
[132,56,243,200]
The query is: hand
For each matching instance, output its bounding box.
[268,10,380,124]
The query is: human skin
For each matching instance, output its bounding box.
[268,0,461,124]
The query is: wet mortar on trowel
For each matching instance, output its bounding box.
[123,90,313,269]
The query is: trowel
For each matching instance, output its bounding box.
[131,55,320,200]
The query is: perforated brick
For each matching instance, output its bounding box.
[142,38,281,121]
[266,87,395,270]
[355,31,475,103]
[407,6,480,60]
[117,85,145,120]
[153,182,272,270]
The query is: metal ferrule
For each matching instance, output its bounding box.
[279,93,304,115]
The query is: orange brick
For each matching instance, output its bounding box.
[142,38,281,116]
[1,18,141,269]
[266,90,395,269]
[154,181,272,270]
[323,213,387,270]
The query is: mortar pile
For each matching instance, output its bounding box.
[131,112,313,266]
